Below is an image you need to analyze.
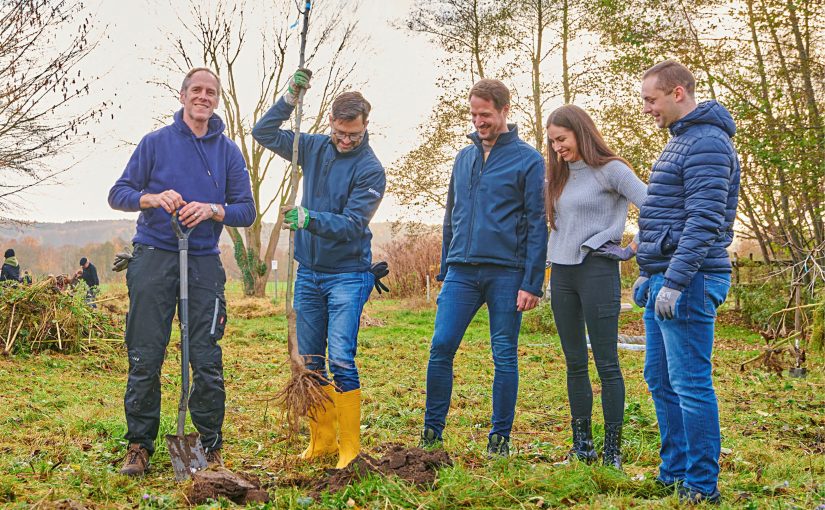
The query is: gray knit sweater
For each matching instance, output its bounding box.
[547,159,647,265]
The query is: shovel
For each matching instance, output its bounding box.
[165,213,208,481]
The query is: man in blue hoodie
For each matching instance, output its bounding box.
[109,67,255,476]
[632,60,740,504]
[252,71,385,469]
[420,79,548,458]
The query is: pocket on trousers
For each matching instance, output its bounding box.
[703,274,730,316]
[210,294,228,340]
[597,302,620,318]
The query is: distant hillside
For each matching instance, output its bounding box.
[0,219,396,250]
[0,219,399,281]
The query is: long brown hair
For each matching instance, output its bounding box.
[545,105,632,231]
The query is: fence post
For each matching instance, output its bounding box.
[794,267,802,336]
[733,252,740,311]
[426,274,431,302]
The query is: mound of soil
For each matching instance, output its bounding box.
[189,469,269,505]
[313,445,452,495]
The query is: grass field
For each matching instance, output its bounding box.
[0,283,823,509]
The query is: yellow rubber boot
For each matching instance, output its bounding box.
[335,388,362,469]
[300,384,338,460]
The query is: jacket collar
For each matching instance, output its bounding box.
[173,109,226,140]
[467,123,519,148]
[669,100,737,138]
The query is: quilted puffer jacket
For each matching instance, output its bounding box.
[636,100,741,292]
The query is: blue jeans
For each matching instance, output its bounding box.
[294,266,374,392]
[643,272,730,496]
[424,264,524,440]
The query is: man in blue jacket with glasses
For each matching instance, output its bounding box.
[109,67,256,476]
[252,70,385,469]
[420,79,548,457]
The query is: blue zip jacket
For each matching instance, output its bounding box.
[439,125,548,296]
[251,98,385,273]
[637,100,741,291]
[108,109,256,255]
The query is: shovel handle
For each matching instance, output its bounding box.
[172,211,191,437]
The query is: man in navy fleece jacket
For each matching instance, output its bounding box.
[109,67,255,477]
[421,79,547,458]
[252,70,385,470]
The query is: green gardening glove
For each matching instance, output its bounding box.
[284,69,312,105]
[281,205,312,230]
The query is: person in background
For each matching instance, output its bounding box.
[0,249,22,283]
[79,257,100,306]
[545,104,647,469]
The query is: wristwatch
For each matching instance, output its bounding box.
[209,203,219,218]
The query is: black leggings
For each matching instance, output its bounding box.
[550,255,625,425]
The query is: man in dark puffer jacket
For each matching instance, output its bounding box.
[632,60,740,505]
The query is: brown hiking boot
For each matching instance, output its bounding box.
[205,449,223,468]
[119,444,149,477]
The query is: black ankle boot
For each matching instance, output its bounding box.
[602,422,623,469]
[569,418,597,463]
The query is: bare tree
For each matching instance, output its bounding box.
[391,0,604,218]
[0,0,106,222]
[159,0,362,296]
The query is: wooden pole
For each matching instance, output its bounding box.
[276,1,329,432]
[285,1,312,371]
[733,252,740,311]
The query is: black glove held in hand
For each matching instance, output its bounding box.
[370,261,390,294]
[111,251,133,272]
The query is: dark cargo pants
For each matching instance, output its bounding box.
[123,243,227,455]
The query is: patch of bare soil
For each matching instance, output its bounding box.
[360,313,385,328]
[619,316,645,336]
[231,298,278,319]
[312,445,452,495]
[189,469,269,505]
[717,309,754,330]
[51,501,87,510]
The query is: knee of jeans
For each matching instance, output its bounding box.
[429,337,459,362]
[643,365,662,393]
[670,376,714,400]
[565,357,589,377]
[594,359,623,382]
[492,350,518,372]
[329,360,359,391]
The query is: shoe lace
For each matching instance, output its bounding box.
[126,447,143,465]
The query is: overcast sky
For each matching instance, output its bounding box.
[20,0,447,224]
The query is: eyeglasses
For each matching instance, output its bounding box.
[331,128,365,143]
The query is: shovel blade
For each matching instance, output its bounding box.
[165,432,208,481]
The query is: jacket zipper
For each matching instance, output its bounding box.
[464,145,489,262]
[310,155,335,266]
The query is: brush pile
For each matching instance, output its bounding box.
[0,277,122,355]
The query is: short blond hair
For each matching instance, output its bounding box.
[643,60,695,96]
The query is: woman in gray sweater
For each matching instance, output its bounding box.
[545,105,647,469]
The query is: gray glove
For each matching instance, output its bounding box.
[632,276,649,308]
[592,241,635,261]
[111,251,133,272]
[654,286,682,320]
